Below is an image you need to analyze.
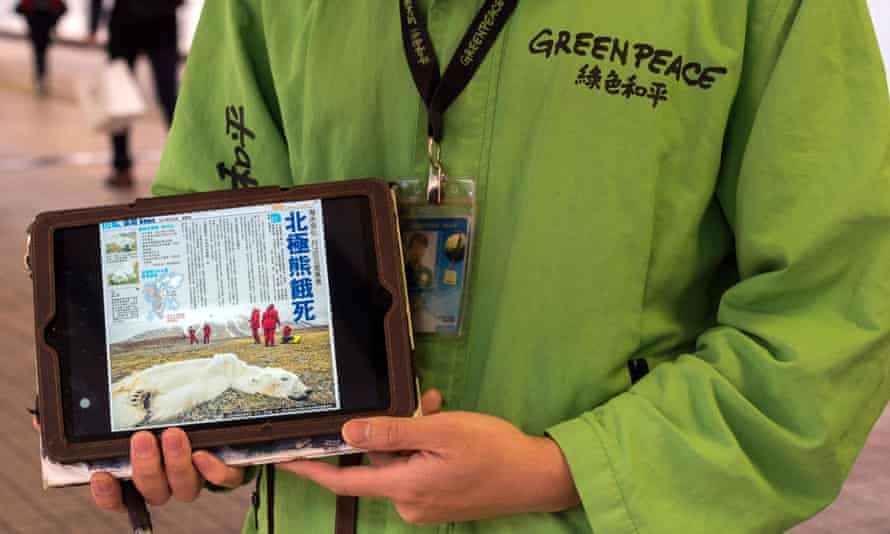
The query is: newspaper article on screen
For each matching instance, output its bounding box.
[97,200,340,432]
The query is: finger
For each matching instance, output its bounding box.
[32,416,40,433]
[278,460,400,498]
[161,428,201,502]
[366,451,408,468]
[341,414,455,452]
[90,472,125,513]
[130,432,171,505]
[421,389,442,415]
[192,451,244,489]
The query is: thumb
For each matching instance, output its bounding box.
[420,388,443,415]
[342,414,452,452]
[192,451,244,488]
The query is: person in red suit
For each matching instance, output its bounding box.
[250,307,261,344]
[202,323,211,344]
[281,324,294,344]
[261,304,280,347]
[187,326,198,345]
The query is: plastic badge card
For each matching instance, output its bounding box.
[395,178,475,336]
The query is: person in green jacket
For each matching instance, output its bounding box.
[85,1,890,533]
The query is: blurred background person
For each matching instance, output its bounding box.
[14,0,67,96]
[88,0,181,188]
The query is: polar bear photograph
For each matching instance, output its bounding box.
[107,309,337,431]
[111,353,315,429]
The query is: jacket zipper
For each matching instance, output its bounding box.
[267,464,276,534]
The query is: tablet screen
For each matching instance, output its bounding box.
[52,196,391,442]
[98,200,340,432]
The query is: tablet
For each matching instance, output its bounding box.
[29,179,416,462]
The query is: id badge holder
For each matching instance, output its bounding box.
[395,147,476,337]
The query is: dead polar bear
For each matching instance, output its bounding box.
[111,353,312,428]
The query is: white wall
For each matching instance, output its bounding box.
[868,0,890,91]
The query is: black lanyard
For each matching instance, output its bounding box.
[399,0,518,144]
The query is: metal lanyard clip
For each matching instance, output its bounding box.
[426,137,446,205]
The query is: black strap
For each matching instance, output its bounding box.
[334,454,363,534]
[399,0,518,142]
[122,480,153,533]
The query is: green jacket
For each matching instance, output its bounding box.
[153,1,890,532]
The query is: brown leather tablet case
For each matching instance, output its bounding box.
[29,178,416,463]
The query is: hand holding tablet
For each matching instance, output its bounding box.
[79,387,442,514]
[29,179,417,463]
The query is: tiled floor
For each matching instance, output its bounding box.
[0,37,887,534]
[0,38,252,533]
